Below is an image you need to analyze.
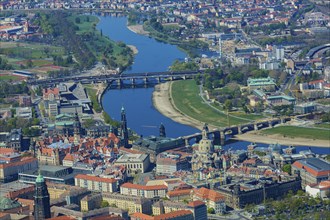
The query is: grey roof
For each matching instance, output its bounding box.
[297,158,330,172]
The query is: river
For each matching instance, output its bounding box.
[98,16,329,155]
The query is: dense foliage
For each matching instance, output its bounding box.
[0,56,13,70]
[34,11,96,70]
[0,82,29,98]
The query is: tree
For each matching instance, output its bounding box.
[101,200,109,208]
[75,17,81,24]
[207,207,215,214]
[224,99,233,111]
[282,164,292,175]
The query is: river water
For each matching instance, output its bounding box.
[98,16,329,155]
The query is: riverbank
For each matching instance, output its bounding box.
[127,24,149,36]
[152,82,330,148]
[152,82,216,131]
[234,131,330,148]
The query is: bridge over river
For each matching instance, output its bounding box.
[181,117,291,146]
[27,70,201,87]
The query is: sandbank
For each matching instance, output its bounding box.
[127,24,149,36]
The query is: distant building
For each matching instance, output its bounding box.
[120,183,168,199]
[192,187,226,214]
[16,107,33,119]
[247,77,277,92]
[114,154,150,174]
[0,153,38,183]
[102,193,152,215]
[292,158,330,188]
[217,177,301,209]
[75,174,118,193]
[305,180,330,199]
[131,210,194,220]
[156,152,190,175]
[6,129,23,151]
[19,95,31,107]
[81,193,102,212]
[294,103,316,114]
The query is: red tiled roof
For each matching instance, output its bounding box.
[63,153,74,161]
[131,210,193,220]
[193,187,225,202]
[188,200,205,207]
[292,161,330,177]
[75,174,117,184]
[167,189,191,197]
[121,182,167,191]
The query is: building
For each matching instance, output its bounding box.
[192,187,226,214]
[46,182,90,201]
[217,177,301,209]
[120,183,168,199]
[156,152,190,175]
[102,193,152,215]
[152,200,207,220]
[294,103,316,114]
[81,193,102,212]
[131,210,194,220]
[6,129,23,151]
[34,173,51,220]
[75,174,118,193]
[247,77,277,92]
[51,206,129,220]
[19,95,32,107]
[305,180,330,199]
[114,154,150,174]
[37,141,71,166]
[166,189,192,202]
[0,154,38,183]
[16,107,33,119]
[292,158,330,188]
[0,181,34,200]
[19,165,86,185]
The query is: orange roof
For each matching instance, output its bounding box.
[48,217,76,220]
[292,160,330,177]
[63,153,74,161]
[319,180,330,189]
[188,200,205,207]
[167,189,191,197]
[43,87,59,96]
[0,147,15,155]
[193,187,225,202]
[131,210,193,220]
[75,174,117,184]
[121,182,167,191]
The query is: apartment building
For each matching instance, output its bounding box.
[120,183,167,199]
[75,174,118,193]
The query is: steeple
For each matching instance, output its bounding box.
[120,106,129,148]
[159,123,166,138]
[202,123,209,139]
[34,170,51,219]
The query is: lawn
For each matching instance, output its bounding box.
[314,123,330,129]
[171,80,249,127]
[261,126,330,140]
[0,75,20,81]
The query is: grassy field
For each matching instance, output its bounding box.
[261,126,330,140]
[314,123,330,129]
[84,86,102,113]
[0,75,20,81]
[171,80,252,127]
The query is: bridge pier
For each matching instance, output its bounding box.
[131,78,135,86]
[185,139,189,146]
[144,77,148,85]
[157,77,161,83]
[117,79,122,88]
[254,123,258,131]
[183,75,187,80]
[212,131,221,145]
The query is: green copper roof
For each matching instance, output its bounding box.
[121,106,125,112]
[36,173,45,183]
[0,196,21,211]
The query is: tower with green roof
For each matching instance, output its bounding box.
[120,106,129,148]
[34,172,51,219]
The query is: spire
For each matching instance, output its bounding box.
[159,123,166,138]
[36,170,44,183]
[202,123,209,139]
[121,106,125,113]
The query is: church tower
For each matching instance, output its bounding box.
[34,172,51,219]
[159,123,166,137]
[73,111,81,145]
[120,106,129,148]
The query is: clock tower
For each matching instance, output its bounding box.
[34,172,51,219]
